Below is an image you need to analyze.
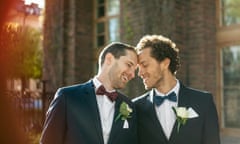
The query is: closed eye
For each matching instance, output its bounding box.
[126,62,134,68]
[140,62,148,68]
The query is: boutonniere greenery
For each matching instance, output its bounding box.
[115,102,132,122]
[172,107,188,133]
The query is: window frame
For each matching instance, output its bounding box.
[93,0,120,73]
[216,0,240,136]
[94,0,120,49]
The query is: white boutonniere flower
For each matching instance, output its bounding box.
[172,106,199,133]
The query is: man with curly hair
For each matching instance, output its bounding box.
[133,35,220,144]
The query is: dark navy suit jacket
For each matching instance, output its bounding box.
[133,83,220,144]
[40,80,137,144]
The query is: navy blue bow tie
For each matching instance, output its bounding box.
[154,92,177,106]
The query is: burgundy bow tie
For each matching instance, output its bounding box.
[96,85,118,102]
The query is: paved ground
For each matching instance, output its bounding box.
[221,135,240,144]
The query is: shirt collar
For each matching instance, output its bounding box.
[93,77,102,91]
[93,76,116,92]
[150,79,180,102]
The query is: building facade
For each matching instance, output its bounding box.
[43,0,240,142]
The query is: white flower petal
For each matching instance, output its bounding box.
[176,107,188,118]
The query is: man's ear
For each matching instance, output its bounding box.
[163,58,170,69]
[104,53,114,65]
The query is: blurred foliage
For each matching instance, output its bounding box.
[0,23,42,79]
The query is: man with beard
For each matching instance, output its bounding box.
[133,35,220,144]
[40,42,138,144]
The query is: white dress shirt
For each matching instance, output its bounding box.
[151,80,180,139]
[93,77,115,144]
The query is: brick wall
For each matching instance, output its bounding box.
[43,0,64,92]
[121,0,217,98]
[74,0,94,83]
[43,0,94,92]
[186,0,217,97]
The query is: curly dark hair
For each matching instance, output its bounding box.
[136,35,180,75]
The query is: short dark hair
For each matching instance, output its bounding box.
[136,35,180,75]
[99,42,136,66]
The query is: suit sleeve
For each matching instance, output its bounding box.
[40,89,67,144]
[203,94,220,144]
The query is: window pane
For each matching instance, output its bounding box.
[108,18,119,42]
[222,46,240,128]
[222,0,240,26]
[97,35,105,47]
[98,0,104,5]
[107,0,119,16]
[98,6,105,18]
[97,22,105,34]
[95,0,120,48]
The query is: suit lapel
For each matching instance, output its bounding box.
[169,83,190,142]
[84,80,104,144]
[107,94,124,144]
[146,90,169,142]
[177,83,190,107]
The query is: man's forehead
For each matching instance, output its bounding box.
[138,56,147,64]
[121,55,137,64]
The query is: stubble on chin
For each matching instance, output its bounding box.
[113,81,125,90]
[144,84,151,90]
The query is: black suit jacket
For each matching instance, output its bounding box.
[40,80,137,144]
[133,83,220,144]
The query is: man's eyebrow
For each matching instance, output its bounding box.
[139,60,146,65]
[128,61,135,66]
